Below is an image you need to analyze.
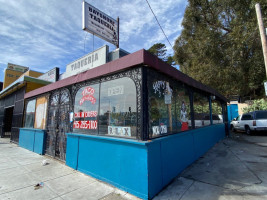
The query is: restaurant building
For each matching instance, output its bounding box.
[20,49,228,199]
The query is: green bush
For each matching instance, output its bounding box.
[242,98,267,113]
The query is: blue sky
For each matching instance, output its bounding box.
[0,0,188,82]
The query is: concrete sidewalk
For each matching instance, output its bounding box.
[2,133,267,200]
[154,132,267,200]
[0,138,139,200]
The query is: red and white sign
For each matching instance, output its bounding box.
[75,111,98,118]
[74,120,98,129]
[80,86,96,105]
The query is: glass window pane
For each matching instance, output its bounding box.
[175,88,192,131]
[99,77,137,138]
[73,84,99,135]
[211,100,223,124]
[148,69,192,138]
[34,96,48,129]
[193,93,210,128]
[256,111,267,119]
[149,80,175,137]
[24,99,36,128]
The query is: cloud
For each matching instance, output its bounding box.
[0,0,187,80]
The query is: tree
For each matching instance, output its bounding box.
[166,55,176,66]
[147,43,176,66]
[174,0,267,99]
[148,43,167,60]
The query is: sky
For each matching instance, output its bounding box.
[0,0,188,82]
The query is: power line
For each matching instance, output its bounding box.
[145,0,174,51]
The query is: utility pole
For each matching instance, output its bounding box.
[255,3,267,78]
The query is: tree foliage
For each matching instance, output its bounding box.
[174,0,267,98]
[242,98,267,112]
[147,43,176,66]
[148,43,167,60]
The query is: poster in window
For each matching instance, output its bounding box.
[34,96,48,129]
[180,101,189,131]
[74,84,99,134]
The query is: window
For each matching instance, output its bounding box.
[148,71,192,138]
[255,111,267,119]
[193,92,210,128]
[99,77,137,138]
[73,83,99,135]
[211,100,223,124]
[241,114,253,120]
[174,87,192,131]
[24,96,48,129]
[34,96,48,129]
[24,99,36,128]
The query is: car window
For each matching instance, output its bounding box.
[212,115,220,120]
[204,115,210,120]
[241,114,253,120]
[236,115,240,120]
[255,111,267,120]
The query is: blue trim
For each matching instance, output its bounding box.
[209,97,213,125]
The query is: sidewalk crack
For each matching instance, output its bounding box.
[179,180,195,200]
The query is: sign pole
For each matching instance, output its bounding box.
[117,17,119,49]
[255,3,267,78]
[93,33,94,51]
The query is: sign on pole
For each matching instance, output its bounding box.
[82,1,119,47]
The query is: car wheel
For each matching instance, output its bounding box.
[230,125,236,132]
[245,126,251,135]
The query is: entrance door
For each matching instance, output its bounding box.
[45,89,71,161]
[3,107,14,137]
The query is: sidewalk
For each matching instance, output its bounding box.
[0,138,139,200]
[154,132,267,200]
[1,133,267,200]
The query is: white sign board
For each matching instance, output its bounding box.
[65,45,108,79]
[82,1,118,46]
[264,82,267,96]
[38,67,59,82]
[108,85,124,96]
[108,126,131,137]
[7,63,29,73]
[152,125,167,135]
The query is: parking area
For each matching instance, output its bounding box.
[1,132,267,200]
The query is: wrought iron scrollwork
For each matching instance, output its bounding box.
[46,88,71,161]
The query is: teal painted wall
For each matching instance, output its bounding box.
[66,134,149,199]
[19,128,46,154]
[65,124,225,199]
[147,124,225,198]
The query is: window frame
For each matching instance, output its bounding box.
[24,98,37,128]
